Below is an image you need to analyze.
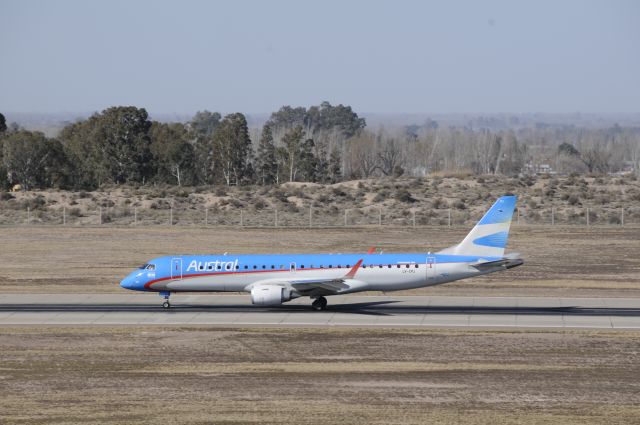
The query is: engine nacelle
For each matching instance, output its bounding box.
[250,284,291,306]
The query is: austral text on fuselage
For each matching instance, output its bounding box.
[186,259,240,272]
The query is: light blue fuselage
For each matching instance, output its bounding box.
[120,252,500,294]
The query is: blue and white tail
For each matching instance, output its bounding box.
[438,196,517,257]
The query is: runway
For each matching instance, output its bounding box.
[1,294,640,328]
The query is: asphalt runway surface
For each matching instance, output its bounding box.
[1,294,639,329]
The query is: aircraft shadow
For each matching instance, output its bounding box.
[2,301,640,317]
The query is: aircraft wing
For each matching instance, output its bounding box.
[289,278,351,295]
[290,259,365,296]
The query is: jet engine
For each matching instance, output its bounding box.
[250,284,292,306]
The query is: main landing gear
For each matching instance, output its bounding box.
[160,291,171,309]
[311,296,328,311]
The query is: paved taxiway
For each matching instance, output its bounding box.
[1,294,639,329]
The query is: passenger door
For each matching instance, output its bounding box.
[426,255,436,281]
[171,258,183,280]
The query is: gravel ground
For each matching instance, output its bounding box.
[0,327,639,424]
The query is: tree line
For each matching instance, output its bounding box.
[1,106,639,191]
[0,102,364,190]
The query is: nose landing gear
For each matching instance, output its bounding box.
[160,292,171,309]
[311,296,328,311]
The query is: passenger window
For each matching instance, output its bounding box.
[415,264,419,268]
[262,265,266,269]
[406,264,410,268]
[388,265,392,268]
[301,265,305,269]
[253,265,257,269]
[346,264,350,268]
[235,265,239,270]
[271,265,275,269]
[244,265,248,269]
[199,265,204,270]
[217,265,221,270]
[329,265,332,268]
[397,265,401,268]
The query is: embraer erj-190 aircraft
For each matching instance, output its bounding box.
[120,196,523,310]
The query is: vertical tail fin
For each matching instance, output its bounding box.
[438,196,517,257]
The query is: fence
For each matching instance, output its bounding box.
[1,203,639,227]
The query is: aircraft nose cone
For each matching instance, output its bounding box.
[120,275,133,289]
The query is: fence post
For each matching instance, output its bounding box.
[63,207,66,225]
[27,206,30,224]
[170,203,173,226]
[551,207,554,226]
[586,207,590,227]
[379,208,382,227]
[205,207,208,226]
[448,209,451,227]
[621,207,624,226]
[412,210,416,228]
[240,209,244,227]
[517,207,520,225]
[99,207,102,225]
[309,207,312,228]
[275,209,278,227]
[134,207,137,225]
[344,209,348,227]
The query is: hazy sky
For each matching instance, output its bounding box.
[1,0,638,114]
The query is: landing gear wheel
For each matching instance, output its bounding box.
[311,296,328,311]
[162,300,171,309]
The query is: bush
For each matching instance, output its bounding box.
[69,207,83,217]
[394,189,415,203]
[567,194,581,206]
[0,192,14,201]
[431,197,445,209]
[452,199,466,210]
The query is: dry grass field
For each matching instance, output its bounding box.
[0,327,639,424]
[0,224,638,297]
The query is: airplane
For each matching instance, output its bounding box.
[120,195,523,310]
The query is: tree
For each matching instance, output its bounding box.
[377,138,403,176]
[150,122,195,186]
[298,138,318,182]
[281,126,305,182]
[255,124,277,185]
[558,142,580,157]
[0,113,6,133]
[328,146,342,183]
[346,132,379,178]
[60,106,153,186]
[213,113,253,186]
[191,111,221,137]
[96,107,152,184]
[2,131,55,189]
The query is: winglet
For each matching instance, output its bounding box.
[367,247,376,254]
[344,259,364,279]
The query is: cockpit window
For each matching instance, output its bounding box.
[139,264,156,270]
